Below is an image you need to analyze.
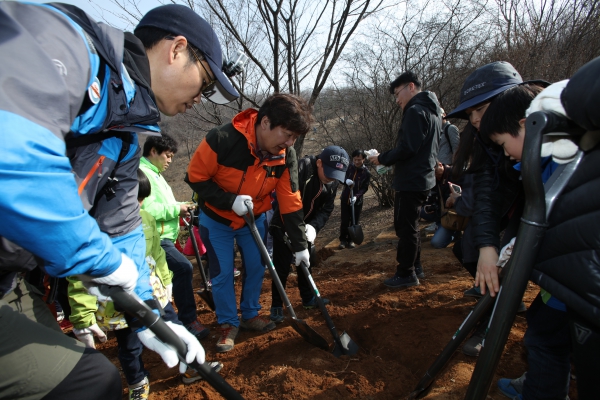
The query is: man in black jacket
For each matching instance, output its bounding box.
[269,146,349,322]
[369,71,442,288]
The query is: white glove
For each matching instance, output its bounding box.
[294,249,310,267]
[350,196,357,206]
[80,253,139,301]
[526,80,569,118]
[496,237,516,268]
[232,195,253,216]
[166,283,173,301]
[73,323,107,349]
[305,224,317,243]
[137,321,205,370]
[541,136,579,164]
[345,179,354,187]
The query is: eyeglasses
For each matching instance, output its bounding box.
[190,48,217,96]
[394,84,410,97]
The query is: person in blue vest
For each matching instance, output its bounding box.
[0,3,239,399]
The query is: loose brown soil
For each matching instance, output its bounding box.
[97,195,577,399]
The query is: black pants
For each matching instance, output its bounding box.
[394,190,429,277]
[568,310,600,399]
[339,201,363,243]
[270,233,315,308]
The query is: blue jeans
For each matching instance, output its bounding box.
[522,294,570,400]
[430,224,456,249]
[115,302,180,385]
[161,239,197,325]
[200,211,267,326]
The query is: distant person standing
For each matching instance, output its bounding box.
[339,149,371,249]
[368,71,442,288]
[438,108,460,165]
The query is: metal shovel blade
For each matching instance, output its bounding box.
[332,331,359,357]
[347,224,364,245]
[289,318,330,351]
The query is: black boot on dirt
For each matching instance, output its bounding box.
[384,273,419,288]
[181,361,224,384]
[462,321,487,357]
[270,307,285,323]
[414,265,425,279]
[338,241,347,249]
[302,296,330,309]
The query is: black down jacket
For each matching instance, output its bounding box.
[530,56,600,328]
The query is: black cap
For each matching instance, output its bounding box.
[135,4,239,104]
[447,61,522,119]
[319,146,349,183]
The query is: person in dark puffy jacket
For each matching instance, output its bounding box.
[368,71,442,289]
[339,149,371,249]
[269,146,349,323]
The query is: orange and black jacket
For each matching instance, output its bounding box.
[185,108,308,252]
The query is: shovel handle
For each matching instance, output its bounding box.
[181,215,211,292]
[104,286,243,400]
[242,202,298,319]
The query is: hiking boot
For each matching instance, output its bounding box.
[233,268,241,278]
[128,376,149,400]
[348,241,356,248]
[240,315,276,332]
[517,301,527,313]
[302,296,330,309]
[497,372,526,399]
[464,286,482,298]
[414,265,425,279]
[383,273,419,288]
[339,241,347,249]
[216,324,239,353]
[463,321,487,357]
[270,307,285,323]
[181,361,224,384]
[424,223,437,233]
[185,320,210,340]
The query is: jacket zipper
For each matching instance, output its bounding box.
[78,156,105,195]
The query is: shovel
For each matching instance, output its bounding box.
[104,286,243,400]
[241,201,329,351]
[282,234,359,357]
[181,215,215,311]
[347,187,364,245]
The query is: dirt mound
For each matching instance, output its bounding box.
[97,228,581,399]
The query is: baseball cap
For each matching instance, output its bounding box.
[136,4,239,104]
[319,146,349,183]
[447,61,523,119]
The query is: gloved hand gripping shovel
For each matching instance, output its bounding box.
[347,187,364,245]
[282,235,359,357]
[241,201,329,351]
[102,286,243,400]
[181,215,215,311]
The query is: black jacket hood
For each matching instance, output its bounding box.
[404,91,441,116]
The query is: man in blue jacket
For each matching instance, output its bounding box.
[0,3,238,399]
[368,71,441,288]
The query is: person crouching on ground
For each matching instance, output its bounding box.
[185,93,313,352]
[269,145,349,322]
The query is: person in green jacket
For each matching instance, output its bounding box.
[68,170,222,398]
[139,133,210,340]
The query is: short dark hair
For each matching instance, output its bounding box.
[256,93,314,135]
[134,26,205,66]
[137,169,151,201]
[351,149,366,159]
[389,71,422,94]
[143,133,178,157]
[480,84,544,138]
